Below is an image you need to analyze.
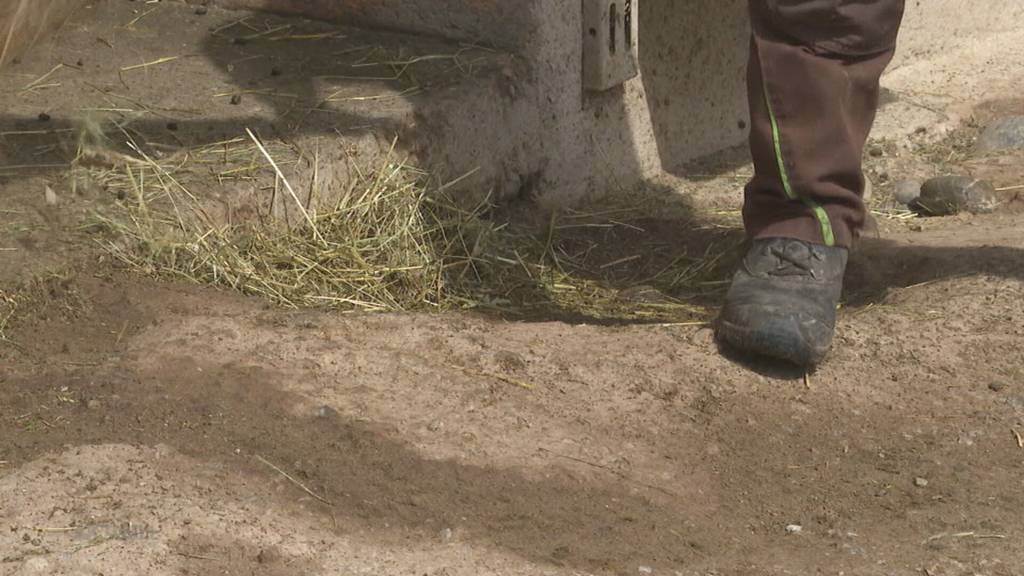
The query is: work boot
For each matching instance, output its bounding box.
[716,237,848,367]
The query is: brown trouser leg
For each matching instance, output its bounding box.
[744,0,906,248]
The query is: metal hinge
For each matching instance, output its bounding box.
[582,0,639,91]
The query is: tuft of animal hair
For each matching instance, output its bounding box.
[71,114,144,169]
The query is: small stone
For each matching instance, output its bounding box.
[37,112,51,122]
[21,557,50,574]
[914,477,929,488]
[976,116,1024,152]
[893,179,922,205]
[639,567,654,574]
[166,121,179,131]
[256,547,280,564]
[690,327,715,348]
[230,94,242,105]
[913,176,997,216]
[989,382,1007,392]
[619,285,673,305]
[427,420,444,432]
[868,145,884,157]
[44,185,58,206]
[785,524,803,535]
[195,6,209,15]
[315,405,338,418]
[494,350,527,372]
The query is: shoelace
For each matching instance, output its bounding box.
[766,245,819,279]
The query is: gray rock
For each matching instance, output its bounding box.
[893,179,922,205]
[1006,394,1024,412]
[976,116,1024,152]
[314,405,338,418]
[913,176,997,216]
[257,547,280,564]
[914,477,929,488]
[21,558,50,574]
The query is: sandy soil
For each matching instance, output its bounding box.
[4,214,1024,576]
[3,3,1024,576]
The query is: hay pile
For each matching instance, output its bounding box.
[0,288,17,340]
[80,129,734,323]
[85,135,494,312]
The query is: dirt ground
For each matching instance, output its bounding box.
[4,3,1024,576]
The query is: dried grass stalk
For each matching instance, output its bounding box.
[79,124,726,322]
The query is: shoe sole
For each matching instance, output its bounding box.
[716,317,829,367]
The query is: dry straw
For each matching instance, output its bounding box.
[78,121,728,323]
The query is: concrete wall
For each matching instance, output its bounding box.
[211,0,535,50]
[640,0,750,173]
[530,0,753,198]
[210,0,752,201]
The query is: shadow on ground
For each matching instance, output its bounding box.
[4,267,1024,573]
[0,349,714,574]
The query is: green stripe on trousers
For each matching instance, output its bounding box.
[761,78,837,247]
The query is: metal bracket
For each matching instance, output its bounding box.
[582,0,639,91]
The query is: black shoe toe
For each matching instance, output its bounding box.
[716,238,847,367]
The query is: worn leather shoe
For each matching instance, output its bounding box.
[717,237,848,367]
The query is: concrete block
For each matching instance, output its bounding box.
[194,0,752,202]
